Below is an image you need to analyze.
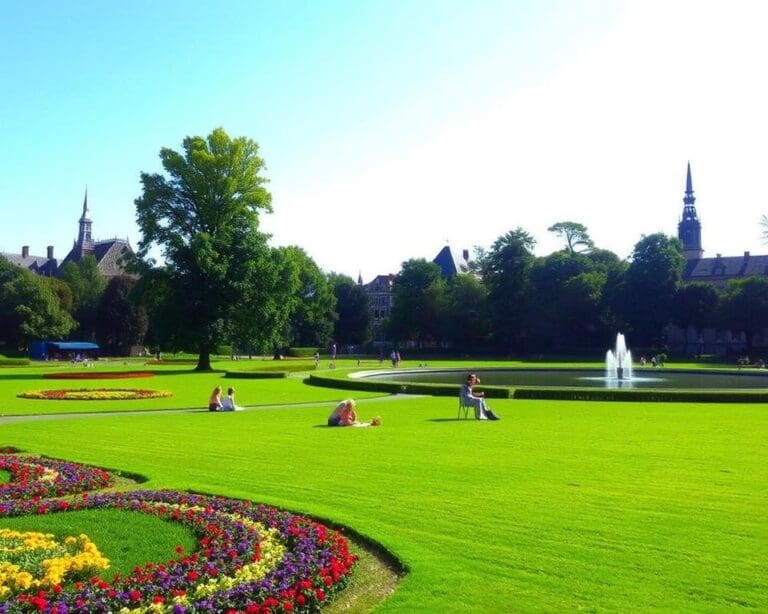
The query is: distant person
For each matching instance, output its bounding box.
[220,387,240,411]
[314,351,321,369]
[330,342,337,369]
[208,386,223,411]
[390,350,397,367]
[395,351,401,367]
[460,374,500,420]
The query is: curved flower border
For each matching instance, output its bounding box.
[0,455,113,501]
[17,389,172,401]
[0,456,357,612]
[43,372,156,380]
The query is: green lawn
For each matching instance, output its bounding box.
[0,364,766,611]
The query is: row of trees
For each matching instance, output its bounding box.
[0,254,149,355]
[4,129,767,368]
[385,226,768,354]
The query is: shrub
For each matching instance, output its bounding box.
[224,371,288,379]
[285,347,322,358]
[513,388,768,403]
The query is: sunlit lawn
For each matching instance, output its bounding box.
[0,362,766,611]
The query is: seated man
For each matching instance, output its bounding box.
[460,374,500,420]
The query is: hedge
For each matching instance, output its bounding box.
[513,387,768,403]
[307,373,511,398]
[309,372,768,403]
[0,358,30,367]
[224,371,288,379]
[285,347,323,358]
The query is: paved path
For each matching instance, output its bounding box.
[0,394,416,424]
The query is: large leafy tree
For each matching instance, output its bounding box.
[480,228,536,352]
[95,276,149,355]
[134,128,279,370]
[385,259,445,346]
[277,246,337,348]
[0,257,75,349]
[671,283,720,355]
[60,255,107,340]
[719,276,768,351]
[617,233,684,346]
[440,273,489,351]
[329,274,371,346]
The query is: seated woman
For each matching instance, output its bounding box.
[208,386,223,411]
[327,399,382,427]
[460,374,500,420]
[328,399,358,426]
[220,387,239,411]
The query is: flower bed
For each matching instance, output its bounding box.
[43,372,155,380]
[0,528,110,595]
[0,456,113,500]
[0,490,357,613]
[17,389,172,401]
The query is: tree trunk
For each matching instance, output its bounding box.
[196,344,212,371]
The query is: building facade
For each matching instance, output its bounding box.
[1,190,133,279]
[360,245,470,343]
[673,163,768,353]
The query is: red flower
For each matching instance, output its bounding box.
[129,590,142,601]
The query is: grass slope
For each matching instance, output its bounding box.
[1,383,765,611]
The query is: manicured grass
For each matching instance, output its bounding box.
[0,361,384,416]
[1,369,765,612]
[0,509,198,582]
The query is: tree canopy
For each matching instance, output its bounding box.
[547,221,595,254]
[134,128,279,370]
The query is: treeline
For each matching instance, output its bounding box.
[5,128,767,368]
[385,227,768,355]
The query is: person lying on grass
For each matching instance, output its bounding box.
[327,399,381,427]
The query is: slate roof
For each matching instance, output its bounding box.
[0,252,58,276]
[432,245,469,277]
[683,253,768,286]
[61,238,133,278]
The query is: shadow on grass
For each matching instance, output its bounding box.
[427,417,479,422]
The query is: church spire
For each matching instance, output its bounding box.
[683,161,695,206]
[76,186,94,253]
[80,186,90,220]
[678,162,702,260]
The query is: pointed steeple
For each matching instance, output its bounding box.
[357,271,363,285]
[76,186,94,253]
[678,162,702,260]
[80,186,90,220]
[683,161,695,206]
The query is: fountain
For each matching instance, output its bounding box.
[606,333,633,380]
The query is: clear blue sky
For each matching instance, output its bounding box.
[2,1,767,280]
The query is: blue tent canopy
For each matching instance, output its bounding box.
[47,342,100,351]
[29,341,100,360]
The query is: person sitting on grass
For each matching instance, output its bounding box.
[208,386,223,412]
[220,387,240,411]
[327,399,381,427]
